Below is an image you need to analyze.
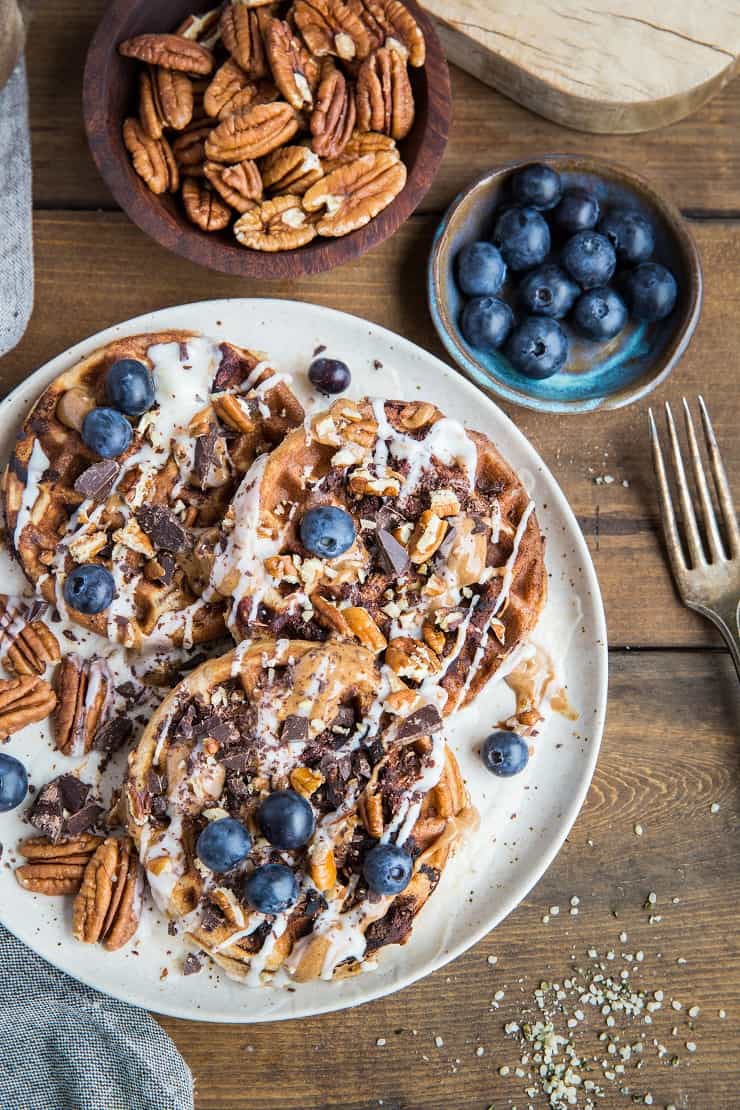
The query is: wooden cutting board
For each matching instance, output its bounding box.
[423,1,740,133]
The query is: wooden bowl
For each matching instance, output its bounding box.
[83,1,450,280]
[428,155,703,414]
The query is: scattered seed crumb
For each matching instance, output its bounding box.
[676,957,687,965]
[710,802,720,814]
[634,823,643,836]
[686,1041,697,1053]
[671,1000,682,1011]
[487,955,498,966]
[619,931,628,943]
[498,1065,510,1077]
[542,914,550,924]
[688,1005,700,1018]
[570,895,580,907]
[494,989,505,1001]
[376,1038,386,1047]
[550,905,560,916]
[434,1035,444,1048]
[476,1046,485,1057]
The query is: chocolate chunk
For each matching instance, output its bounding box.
[200,903,225,933]
[28,783,64,844]
[147,770,167,796]
[330,706,355,733]
[151,796,168,818]
[136,505,187,553]
[93,717,133,753]
[64,802,104,838]
[364,894,416,953]
[25,599,48,624]
[193,431,219,489]
[195,713,238,745]
[376,528,410,577]
[167,921,178,937]
[57,774,91,814]
[221,752,252,773]
[28,774,95,844]
[73,459,120,501]
[183,953,203,976]
[396,705,443,741]
[281,715,309,743]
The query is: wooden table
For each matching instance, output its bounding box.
[5,5,739,1108]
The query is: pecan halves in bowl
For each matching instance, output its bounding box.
[293,0,374,63]
[204,58,255,119]
[0,675,56,741]
[362,0,426,66]
[204,159,263,212]
[265,18,320,111]
[119,33,215,76]
[151,66,194,131]
[260,144,323,195]
[302,149,406,235]
[72,837,143,951]
[356,46,414,141]
[123,117,179,194]
[204,101,299,162]
[15,834,104,896]
[234,195,318,250]
[182,178,234,230]
[320,127,398,172]
[310,60,356,158]
[171,123,212,176]
[219,3,270,78]
[52,654,113,758]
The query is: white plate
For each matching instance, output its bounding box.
[0,299,607,1023]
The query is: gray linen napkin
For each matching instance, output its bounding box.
[0,925,194,1110]
[0,57,33,359]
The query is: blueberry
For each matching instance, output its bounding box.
[363,842,413,895]
[244,863,299,915]
[553,188,600,234]
[518,265,580,320]
[81,407,133,459]
[511,163,562,211]
[106,359,156,416]
[300,505,355,559]
[573,287,628,341]
[460,296,514,353]
[196,817,252,872]
[598,208,654,265]
[456,241,507,296]
[481,730,529,777]
[492,207,551,272]
[623,262,678,322]
[505,317,568,380]
[258,789,315,850]
[63,563,115,615]
[561,231,616,289]
[0,752,28,812]
[308,357,351,395]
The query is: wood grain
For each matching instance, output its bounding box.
[156,652,740,1110]
[425,0,740,134]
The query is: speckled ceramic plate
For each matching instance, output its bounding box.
[0,300,607,1022]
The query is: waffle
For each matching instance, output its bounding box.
[2,331,304,650]
[125,638,476,984]
[208,397,546,713]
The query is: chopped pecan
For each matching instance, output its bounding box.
[204,58,254,118]
[119,34,215,76]
[429,489,460,518]
[171,122,212,175]
[265,18,320,111]
[310,59,356,158]
[15,834,104,896]
[0,597,60,676]
[234,194,317,250]
[356,46,414,140]
[123,117,179,194]
[320,127,397,172]
[219,3,269,78]
[385,635,440,681]
[72,837,143,951]
[0,675,56,741]
[362,0,426,66]
[152,65,194,130]
[260,144,323,195]
[293,0,374,62]
[138,70,165,140]
[182,178,233,231]
[309,842,337,891]
[52,654,112,758]
[204,159,263,212]
[422,616,445,655]
[408,510,448,564]
[205,101,299,162]
[176,5,223,48]
[399,400,435,429]
[348,465,401,496]
[290,766,325,797]
[343,606,387,652]
[301,149,405,235]
[310,593,352,636]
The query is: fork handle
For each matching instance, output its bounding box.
[689,598,740,681]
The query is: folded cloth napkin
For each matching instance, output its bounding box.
[0,56,33,359]
[0,925,194,1110]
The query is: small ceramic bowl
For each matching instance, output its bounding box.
[428,155,703,413]
[83,0,450,280]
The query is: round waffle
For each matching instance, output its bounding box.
[2,331,304,650]
[207,397,546,713]
[125,639,476,985]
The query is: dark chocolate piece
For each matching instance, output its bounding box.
[57,774,91,814]
[281,715,309,743]
[396,705,443,741]
[73,459,120,501]
[136,505,187,553]
[93,717,133,753]
[64,802,104,838]
[193,431,221,489]
[183,953,203,975]
[376,528,410,577]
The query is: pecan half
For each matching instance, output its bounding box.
[356,46,414,140]
[123,117,179,194]
[265,18,320,111]
[362,0,426,66]
[182,178,234,230]
[0,598,60,677]
[219,3,270,78]
[52,654,112,758]
[204,159,263,212]
[293,0,373,62]
[119,34,215,76]
[302,149,405,235]
[260,144,323,195]
[176,5,223,49]
[234,195,317,250]
[311,60,356,158]
[152,65,194,130]
[15,834,104,896]
[72,837,143,951]
[204,58,254,118]
[138,70,165,140]
[171,122,212,175]
[321,127,397,172]
[0,675,56,741]
[205,101,299,162]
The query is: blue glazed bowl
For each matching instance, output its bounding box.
[428,155,703,413]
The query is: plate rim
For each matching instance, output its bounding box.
[0,298,608,1022]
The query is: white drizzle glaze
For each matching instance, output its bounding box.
[13,439,50,550]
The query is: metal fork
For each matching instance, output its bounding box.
[649,397,740,680]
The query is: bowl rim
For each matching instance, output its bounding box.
[427,153,704,414]
[82,0,451,280]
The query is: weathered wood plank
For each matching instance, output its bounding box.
[1,212,736,650]
[157,651,740,1110]
[25,1,740,214]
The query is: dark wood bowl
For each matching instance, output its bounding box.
[83,1,451,280]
